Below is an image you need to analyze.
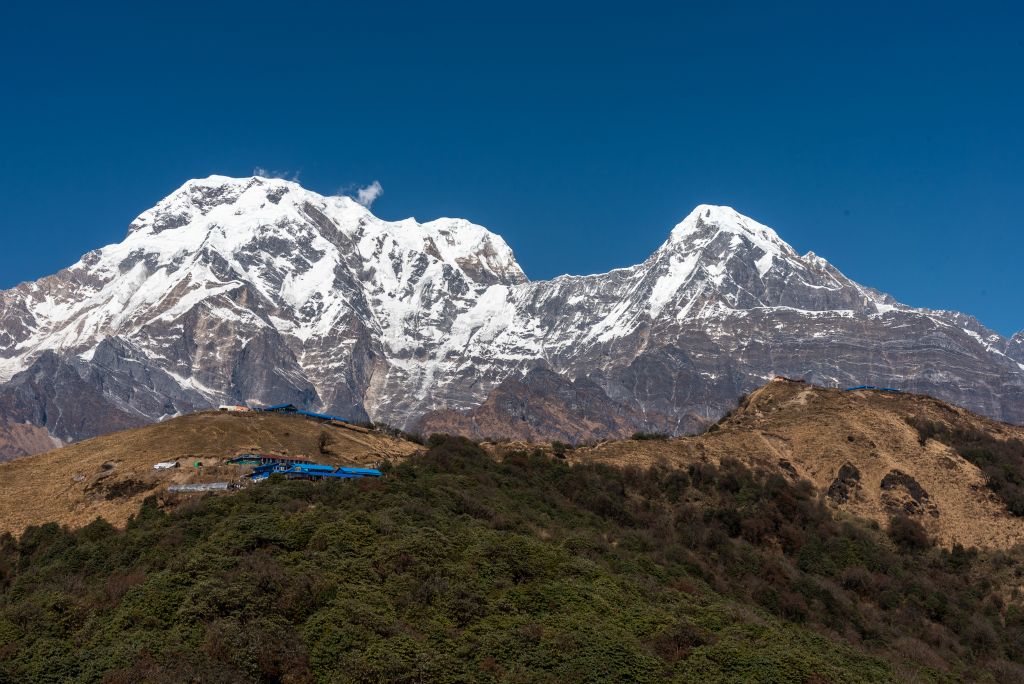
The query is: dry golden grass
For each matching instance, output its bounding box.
[0,410,421,535]
[557,380,1024,549]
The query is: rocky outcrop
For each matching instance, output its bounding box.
[414,367,685,443]
[0,419,60,462]
[880,469,939,517]
[827,462,862,503]
[0,175,1022,452]
[1008,332,1024,364]
[0,351,150,445]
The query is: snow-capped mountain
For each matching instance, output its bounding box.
[1,175,1022,453]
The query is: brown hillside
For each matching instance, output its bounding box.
[0,419,61,462]
[0,410,421,535]
[543,379,1024,549]
[4,381,1024,549]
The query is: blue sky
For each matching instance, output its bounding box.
[1,1,1021,335]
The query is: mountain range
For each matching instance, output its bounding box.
[0,175,1021,456]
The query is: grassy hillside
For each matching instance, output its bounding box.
[2,436,1024,682]
[561,379,1024,549]
[0,410,420,534]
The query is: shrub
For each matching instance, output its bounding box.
[0,441,1020,683]
[631,432,670,441]
[906,417,1024,517]
[551,441,573,457]
[888,515,931,550]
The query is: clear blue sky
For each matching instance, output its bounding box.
[1,1,1021,335]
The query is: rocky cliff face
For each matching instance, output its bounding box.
[0,175,1021,455]
[1008,332,1024,364]
[0,419,60,463]
[414,367,691,443]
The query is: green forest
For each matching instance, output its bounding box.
[2,436,1024,683]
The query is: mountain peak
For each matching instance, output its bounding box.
[126,175,368,238]
[117,176,526,288]
[667,205,794,260]
[4,179,1024,454]
[172,174,309,201]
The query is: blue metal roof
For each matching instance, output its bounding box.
[250,461,383,482]
[296,409,349,423]
[291,463,338,472]
[337,467,382,475]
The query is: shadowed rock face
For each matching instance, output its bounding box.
[1008,332,1024,364]
[0,419,59,463]
[827,462,862,503]
[414,367,690,444]
[880,469,939,518]
[0,175,1022,457]
[0,351,150,444]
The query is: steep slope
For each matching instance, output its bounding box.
[414,366,691,443]
[0,419,59,462]
[0,409,420,534]
[0,347,163,450]
[568,379,1024,549]
[0,175,1022,452]
[1008,331,1024,364]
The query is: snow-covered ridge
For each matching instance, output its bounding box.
[0,175,968,374]
[127,175,525,283]
[1,175,1021,439]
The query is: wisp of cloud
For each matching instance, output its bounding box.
[355,180,383,208]
[252,167,301,182]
